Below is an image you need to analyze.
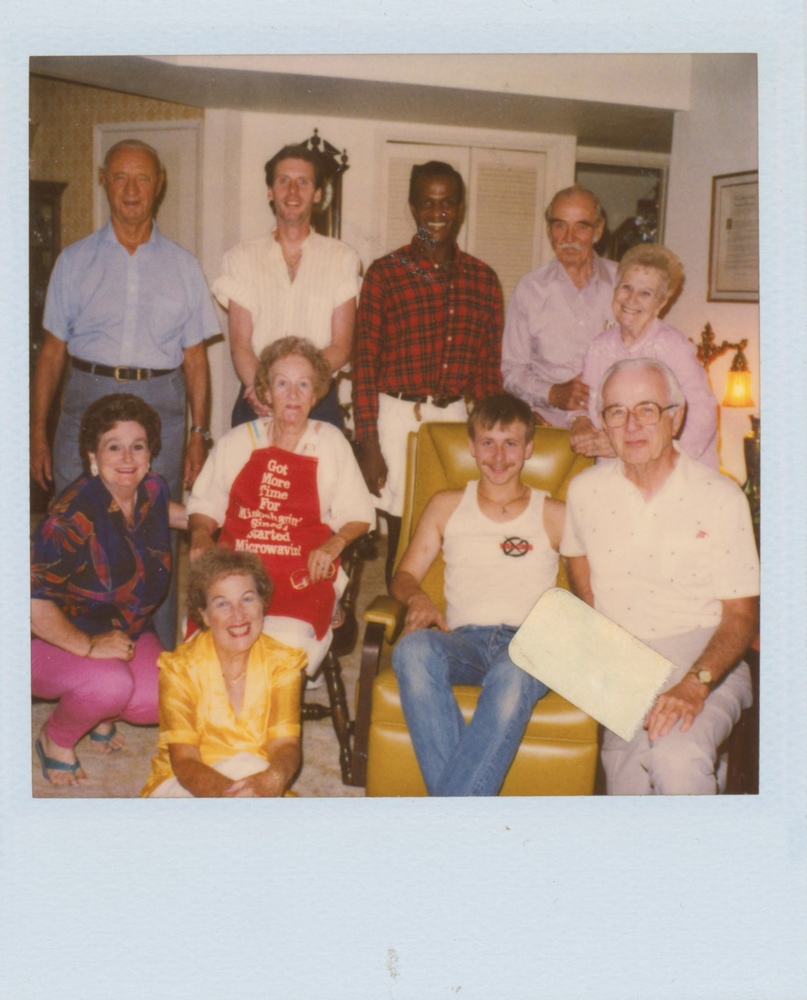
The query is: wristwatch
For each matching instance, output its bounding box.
[190,425,213,444]
[689,668,713,688]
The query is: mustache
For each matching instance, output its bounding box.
[556,242,586,251]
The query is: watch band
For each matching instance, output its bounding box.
[190,425,213,443]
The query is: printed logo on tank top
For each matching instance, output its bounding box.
[500,537,534,557]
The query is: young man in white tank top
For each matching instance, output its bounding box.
[391,392,565,795]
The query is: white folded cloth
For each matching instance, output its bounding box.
[509,588,675,741]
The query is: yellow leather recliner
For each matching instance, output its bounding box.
[348,422,599,796]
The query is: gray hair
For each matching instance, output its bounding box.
[102,139,163,176]
[595,357,686,414]
[615,243,684,303]
[544,185,604,226]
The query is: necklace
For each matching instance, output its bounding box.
[223,669,246,686]
[477,484,529,515]
[283,247,303,280]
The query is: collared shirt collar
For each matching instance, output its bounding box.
[622,316,662,351]
[408,236,465,272]
[270,227,314,253]
[615,441,684,497]
[591,252,614,285]
[88,471,153,528]
[101,218,159,251]
[550,251,610,290]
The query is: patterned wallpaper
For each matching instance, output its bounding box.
[29,75,203,249]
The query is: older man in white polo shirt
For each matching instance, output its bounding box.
[561,358,759,794]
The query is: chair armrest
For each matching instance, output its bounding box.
[363,595,407,646]
[348,596,406,787]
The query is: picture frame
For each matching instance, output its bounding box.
[708,169,759,301]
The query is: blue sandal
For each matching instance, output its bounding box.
[35,739,82,783]
[89,723,119,749]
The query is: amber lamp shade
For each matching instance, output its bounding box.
[722,369,755,408]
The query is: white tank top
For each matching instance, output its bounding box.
[443,481,558,629]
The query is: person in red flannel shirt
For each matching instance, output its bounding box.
[352,160,504,582]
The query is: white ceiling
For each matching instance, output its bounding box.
[30,55,676,153]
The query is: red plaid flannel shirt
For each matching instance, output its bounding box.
[352,238,503,440]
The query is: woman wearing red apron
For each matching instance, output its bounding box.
[186,338,373,679]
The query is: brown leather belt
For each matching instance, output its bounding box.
[391,392,463,409]
[71,357,177,382]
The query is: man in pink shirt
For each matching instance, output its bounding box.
[502,185,617,426]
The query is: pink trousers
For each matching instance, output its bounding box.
[31,632,162,749]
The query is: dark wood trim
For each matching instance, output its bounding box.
[347,620,387,787]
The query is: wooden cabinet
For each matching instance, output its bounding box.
[30,181,67,512]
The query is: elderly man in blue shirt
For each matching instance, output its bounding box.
[31,138,220,648]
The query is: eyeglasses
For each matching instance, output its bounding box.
[601,402,680,429]
[290,564,336,590]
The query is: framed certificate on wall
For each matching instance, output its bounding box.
[708,169,759,302]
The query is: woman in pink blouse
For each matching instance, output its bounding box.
[570,244,719,469]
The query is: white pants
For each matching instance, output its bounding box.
[149,751,269,798]
[601,628,754,795]
[376,393,468,517]
[263,615,332,679]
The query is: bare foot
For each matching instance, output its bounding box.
[89,722,126,754]
[36,727,86,786]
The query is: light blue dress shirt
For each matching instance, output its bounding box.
[43,221,219,369]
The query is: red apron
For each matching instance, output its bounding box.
[219,445,337,639]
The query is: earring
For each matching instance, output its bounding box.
[90,461,99,476]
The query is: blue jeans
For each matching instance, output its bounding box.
[52,364,186,650]
[392,625,549,796]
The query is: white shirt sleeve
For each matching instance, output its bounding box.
[186,422,260,525]
[312,424,375,532]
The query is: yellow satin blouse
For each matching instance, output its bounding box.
[141,629,305,797]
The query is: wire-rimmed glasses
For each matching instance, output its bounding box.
[601,402,680,429]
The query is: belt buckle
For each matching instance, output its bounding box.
[114,366,147,382]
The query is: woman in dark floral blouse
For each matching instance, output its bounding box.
[31,394,186,787]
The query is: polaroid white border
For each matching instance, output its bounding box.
[3,13,805,1000]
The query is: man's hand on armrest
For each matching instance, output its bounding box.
[391,570,449,635]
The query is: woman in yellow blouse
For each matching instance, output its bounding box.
[142,549,305,797]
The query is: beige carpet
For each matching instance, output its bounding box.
[31,533,388,798]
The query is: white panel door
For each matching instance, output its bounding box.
[466,146,549,308]
[380,142,471,256]
[94,121,203,257]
